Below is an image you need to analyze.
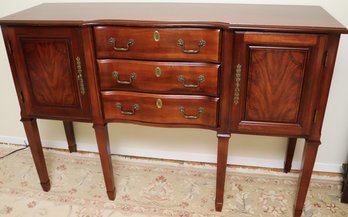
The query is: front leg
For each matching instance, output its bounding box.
[294,139,320,217]
[215,133,231,211]
[93,123,115,200]
[341,164,348,203]
[21,118,51,191]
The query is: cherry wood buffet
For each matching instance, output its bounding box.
[1,3,347,217]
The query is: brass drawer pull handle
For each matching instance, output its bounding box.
[115,102,140,115]
[76,57,85,95]
[108,37,135,52]
[112,71,136,85]
[177,75,205,88]
[177,39,206,54]
[179,106,205,119]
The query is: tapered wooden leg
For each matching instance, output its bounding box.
[294,140,319,217]
[63,121,77,153]
[284,137,297,173]
[93,123,115,200]
[341,165,348,203]
[215,133,230,212]
[21,118,51,191]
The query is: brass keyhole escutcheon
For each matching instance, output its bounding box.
[155,67,161,77]
[154,30,160,42]
[156,99,163,109]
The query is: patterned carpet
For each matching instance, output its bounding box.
[0,144,348,217]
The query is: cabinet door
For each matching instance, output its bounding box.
[8,27,90,120]
[231,32,327,136]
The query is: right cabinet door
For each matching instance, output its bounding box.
[231,32,327,136]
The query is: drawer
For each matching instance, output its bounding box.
[98,59,219,96]
[102,91,218,127]
[94,27,221,63]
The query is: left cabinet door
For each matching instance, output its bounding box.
[6,27,91,120]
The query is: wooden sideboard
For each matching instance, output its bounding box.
[1,3,347,217]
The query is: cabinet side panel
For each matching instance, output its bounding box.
[1,26,27,114]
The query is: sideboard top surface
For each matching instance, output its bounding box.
[0,3,347,33]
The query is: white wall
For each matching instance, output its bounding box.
[1,0,347,172]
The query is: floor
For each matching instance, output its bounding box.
[0,143,348,217]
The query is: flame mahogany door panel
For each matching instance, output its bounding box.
[231,32,327,136]
[6,27,91,120]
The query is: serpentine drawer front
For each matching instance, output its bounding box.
[1,3,347,217]
[94,27,221,62]
[102,91,218,127]
[97,60,219,96]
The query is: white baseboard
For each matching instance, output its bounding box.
[0,135,343,173]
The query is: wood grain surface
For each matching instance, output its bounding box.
[5,27,91,120]
[94,27,221,62]
[98,59,219,96]
[102,91,218,128]
[245,48,307,123]
[22,39,78,107]
[0,3,346,33]
[232,32,327,136]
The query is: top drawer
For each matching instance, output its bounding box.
[94,27,221,63]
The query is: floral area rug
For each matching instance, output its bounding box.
[0,144,348,217]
